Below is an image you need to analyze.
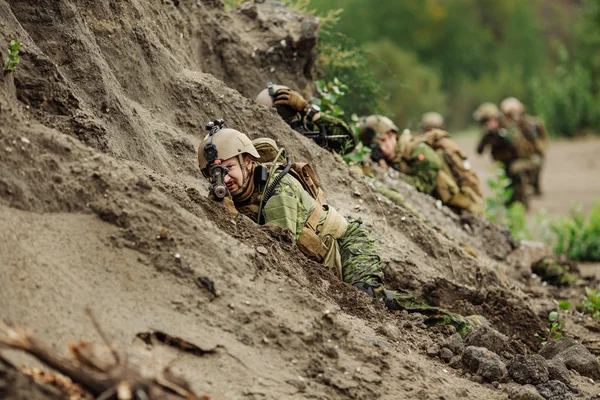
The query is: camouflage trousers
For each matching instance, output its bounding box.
[337,221,472,337]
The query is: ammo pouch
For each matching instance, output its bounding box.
[297,200,349,265]
[435,169,459,203]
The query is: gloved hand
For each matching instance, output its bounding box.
[222,197,238,217]
[274,88,308,112]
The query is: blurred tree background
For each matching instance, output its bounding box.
[310,0,600,136]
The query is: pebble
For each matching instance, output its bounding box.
[20,137,30,144]
[256,246,268,255]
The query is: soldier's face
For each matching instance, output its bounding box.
[486,117,500,131]
[378,132,397,159]
[222,155,252,193]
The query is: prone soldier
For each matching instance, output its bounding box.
[358,115,484,215]
[255,83,357,155]
[198,119,472,335]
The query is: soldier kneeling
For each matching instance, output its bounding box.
[198,120,471,336]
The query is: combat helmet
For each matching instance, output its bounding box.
[473,103,501,123]
[358,115,400,146]
[255,83,298,121]
[421,111,444,131]
[500,97,525,120]
[197,128,260,177]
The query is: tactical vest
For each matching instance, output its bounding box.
[416,129,483,197]
[251,138,348,264]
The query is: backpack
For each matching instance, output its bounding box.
[252,138,323,201]
[417,129,483,197]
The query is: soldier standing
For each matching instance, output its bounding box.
[500,97,548,195]
[473,102,535,207]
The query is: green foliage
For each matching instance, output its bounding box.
[312,78,348,119]
[484,164,530,240]
[531,51,600,137]
[536,305,569,343]
[362,39,446,126]
[312,78,366,162]
[317,30,388,119]
[543,202,600,261]
[579,288,600,320]
[312,0,554,130]
[3,37,20,74]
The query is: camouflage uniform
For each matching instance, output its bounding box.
[516,115,548,195]
[293,112,357,155]
[234,165,471,336]
[389,141,442,195]
[476,122,535,206]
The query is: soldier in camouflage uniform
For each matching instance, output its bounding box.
[255,84,357,155]
[500,97,548,195]
[358,115,484,214]
[197,126,472,336]
[474,102,536,207]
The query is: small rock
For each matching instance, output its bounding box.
[508,355,549,385]
[536,380,572,400]
[256,246,268,255]
[538,338,578,360]
[427,344,440,357]
[440,347,453,362]
[546,358,570,384]
[554,344,600,379]
[465,326,508,354]
[321,345,339,359]
[506,384,544,400]
[449,355,462,368]
[286,378,306,391]
[462,346,507,383]
[20,137,30,144]
[174,253,181,259]
[376,323,400,341]
[442,332,465,356]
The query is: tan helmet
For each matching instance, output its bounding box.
[421,111,444,130]
[500,97,525,119]
[473,102,501,123]
[255,84,290,107]
[358,115,399,145]
[197,128,260,176]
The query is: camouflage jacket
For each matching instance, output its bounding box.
[519,115,549,154]
[234,169,326,240]
[306,113,357,155]
[476,122,532,163]
[388,141,442,195]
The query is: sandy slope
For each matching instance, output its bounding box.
[0,1,598,399]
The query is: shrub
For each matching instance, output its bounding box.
[579,288,600,320]
[543,202,600,261]
[3,37,20,74]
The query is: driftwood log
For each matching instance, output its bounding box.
[0,310,210,400]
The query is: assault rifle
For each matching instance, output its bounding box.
[203,119,229,200]
[289,119,351,146]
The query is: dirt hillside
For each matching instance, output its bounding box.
[1,1,599,399]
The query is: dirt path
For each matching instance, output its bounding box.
[454,134,600,217]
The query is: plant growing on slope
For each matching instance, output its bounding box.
[579,288,600,320]
[536,301,570,343]
[543,202,600,261]
[3,37,20,74]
